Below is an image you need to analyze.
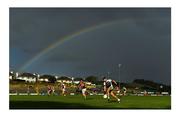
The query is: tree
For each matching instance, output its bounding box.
[74,77,83,81]
[58,76,71,80]
[85,76,97,83]
[40,75,56,83]
[19,73,36,77]
[48,76,56,83]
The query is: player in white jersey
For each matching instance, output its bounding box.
[103,78,121,103]
[103,77,107,97]
[61,83,66,96]
[123,87,127,96]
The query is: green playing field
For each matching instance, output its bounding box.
[9,95,171,109]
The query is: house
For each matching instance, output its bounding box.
[38,74,56,83]
[38,77,49,82]
[84,81,92,85]
[56,76,72,84]
[9,71,14,80]
[16,73,37,83]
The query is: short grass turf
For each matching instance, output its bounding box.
[9,95,171,109]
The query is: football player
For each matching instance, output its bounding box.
[78,80,87,100]
[104,78,120,103]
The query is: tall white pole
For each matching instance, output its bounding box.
[107,72,110,79]
[118,64,121,88]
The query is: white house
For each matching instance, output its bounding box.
[38,78,49,82]
[16,73,37,83]
[9,71,13,80]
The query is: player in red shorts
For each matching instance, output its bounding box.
[47,84,52,96]
[78,80,87,100]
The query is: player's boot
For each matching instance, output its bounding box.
[108,96,110,102]
[117,98,121,103]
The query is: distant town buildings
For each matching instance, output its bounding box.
[9,71,95,86]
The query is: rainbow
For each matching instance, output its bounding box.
[19,19,127,71]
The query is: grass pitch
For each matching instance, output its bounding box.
[9,95,171,109]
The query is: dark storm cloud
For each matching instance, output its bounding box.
[10,8,171,85]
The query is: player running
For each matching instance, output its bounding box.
[103,77,107,98]
[52,86,55,95]
[123,87,127,96]
[78,80,87,100]
[61,83,66,96]
[47,84,53,96]
[103,77,121,103]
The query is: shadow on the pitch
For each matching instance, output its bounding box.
[9,100,171,109]
[107,100,119,103]
[86,98,94,100]
[10,101,98,109]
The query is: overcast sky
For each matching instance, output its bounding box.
[10,8,171,85]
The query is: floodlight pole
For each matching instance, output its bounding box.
[118,64,121,88]
[107,72,110,79]
[72,77,74,86]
